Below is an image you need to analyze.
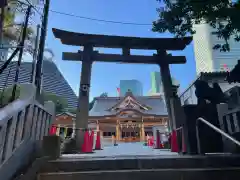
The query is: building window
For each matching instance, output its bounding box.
[145,131,152,136]
[103,132,115,136]
[66,128,73,137]
[59,127,65,135]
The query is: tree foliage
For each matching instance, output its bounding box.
[0,85,20,107]
[100,92,108,97]
[42,92,68,113]
[3,0,34,53]
[67,108,77,114]
[0,86,67,113]
[89,99,96,111]
[153,0,240,51]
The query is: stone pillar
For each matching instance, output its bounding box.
[76,45,93,149]
[217,103,229,151]
[42,136,61,159]
[157,51,174,131]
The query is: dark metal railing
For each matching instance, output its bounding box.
[196,117,240,154]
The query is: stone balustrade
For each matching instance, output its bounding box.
[0,83,55,180]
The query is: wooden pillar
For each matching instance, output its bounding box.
[96,122,100,131]
[116,123,119,141]
[76,45,94,148]
[72,120,76,138]
[141,117,145,141]
[56,125,60,136]
[64,127,68,138]
[157,50,174,131]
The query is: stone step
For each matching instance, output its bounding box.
[38,168,240,180]
[40,155,240,173]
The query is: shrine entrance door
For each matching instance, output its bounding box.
[120,121,140,142]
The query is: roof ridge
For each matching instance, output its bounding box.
[95,95,162,99]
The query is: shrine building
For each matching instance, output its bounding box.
[52,91,169,142]
[88,91,169,142]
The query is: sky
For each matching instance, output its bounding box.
[44,0,197,100]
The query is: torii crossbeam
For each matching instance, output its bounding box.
[52,28,192,148]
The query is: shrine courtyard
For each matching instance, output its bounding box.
[61,142,177,159]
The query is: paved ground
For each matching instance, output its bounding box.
[61,142,178,159]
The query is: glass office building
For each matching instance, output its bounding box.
[150,71,179,95]
[119,80,143,96]
[0,59,78,108]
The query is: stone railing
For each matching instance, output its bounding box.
[0,83,55,180]
[217,104,240,152]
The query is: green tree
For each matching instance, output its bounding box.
[89,92,108,111]
[100,92,108,97]
[153,0,240,51]
[0,85,20,107]
[67,108,77,114]
[89,99,95,111]
[42,92,68,114]
[0,85,67,113]
[3,0,34,52]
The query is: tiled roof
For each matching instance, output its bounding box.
[89,95,168,117]
[199,72,228,81]
[56,112,76,118]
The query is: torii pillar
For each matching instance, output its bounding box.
[156,50,175,131]
[76,45,93,148]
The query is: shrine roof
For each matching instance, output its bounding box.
[199,72,228,81]
[89,94,168,117]
[52,28,192,50]
[56,112,76,118]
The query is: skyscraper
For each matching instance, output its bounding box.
[151,72,161,94]
[193,23,240,74]
[119,80,143,96]
[150,71,179,95]
[0,38,9,62]
[0,59,78,108]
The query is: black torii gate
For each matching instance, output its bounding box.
[52,28,192,148]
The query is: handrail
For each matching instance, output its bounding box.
[196,117,240,154]
[175,126,185,153]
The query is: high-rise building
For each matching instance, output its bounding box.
[193,23,240,74]
[0,59,78,108]
[150,71,179,95]
[119,80,143,96]
[151,72,162,94]
[0,38,9,62]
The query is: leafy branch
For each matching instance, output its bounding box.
[153,0,240,52]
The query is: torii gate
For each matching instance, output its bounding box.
[52,28,192,148]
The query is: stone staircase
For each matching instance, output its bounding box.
[37,155,240,180]
[2,84,240,180]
